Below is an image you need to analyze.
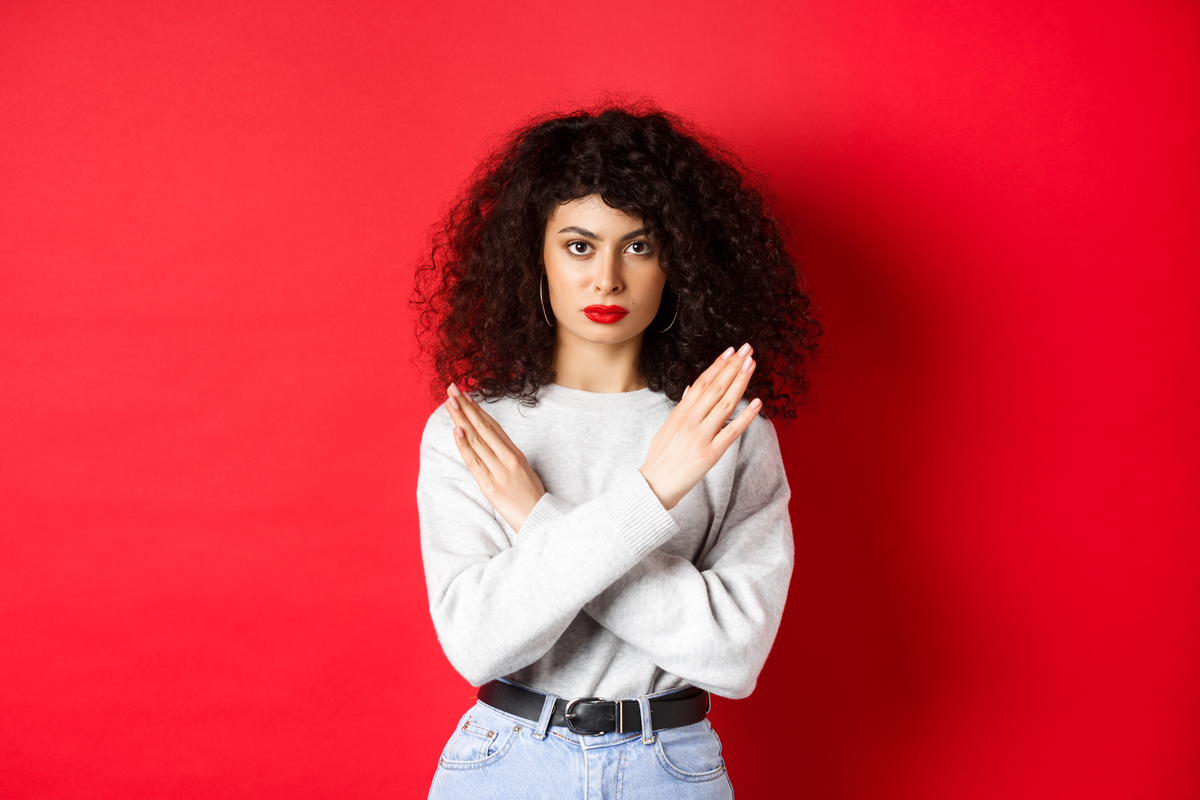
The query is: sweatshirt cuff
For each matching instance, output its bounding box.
[607,470,680,559]
[519,492,573,537]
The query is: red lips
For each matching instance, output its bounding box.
[583,305,629,324]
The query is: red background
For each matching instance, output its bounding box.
[2,1,1198,797]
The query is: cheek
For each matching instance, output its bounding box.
[637,271,668,306]
[543,263,581,306]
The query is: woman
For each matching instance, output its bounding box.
[413,106,820,798]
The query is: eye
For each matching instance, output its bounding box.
[567,240,593,256]
[625,240,655,256]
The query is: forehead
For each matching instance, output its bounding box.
[546,194,645,234]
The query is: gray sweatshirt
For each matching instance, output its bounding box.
[417,383,793,701]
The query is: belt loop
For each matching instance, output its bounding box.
[637,695,655,745]
[532,691,557,740]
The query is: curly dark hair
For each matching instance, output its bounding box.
[412,104,821,418]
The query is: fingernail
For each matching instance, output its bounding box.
[737,343,751,357]
[682,385,689,400]
[449,383,461,397]
[454,426,465,439]
[741,356,754,373]
[721,347,735,361]
[750,398,762,409]
[448,396,460,411]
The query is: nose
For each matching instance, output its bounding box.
[592,249,623,295]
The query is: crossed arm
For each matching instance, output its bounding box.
[443,343,762,528]
[419,344,792,696]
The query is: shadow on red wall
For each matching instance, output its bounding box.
[716,189,953,796]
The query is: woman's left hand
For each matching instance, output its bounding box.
[445,384,546,533]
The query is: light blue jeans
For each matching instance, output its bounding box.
[427,686,735,799]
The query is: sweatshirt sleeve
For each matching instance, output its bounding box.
[581,416,794,699]
[417,407,680,686]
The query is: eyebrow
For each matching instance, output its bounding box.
[556,226,651,241]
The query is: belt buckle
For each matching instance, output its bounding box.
[564,696,608,735]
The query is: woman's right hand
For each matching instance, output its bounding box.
[639,343,762,510]
[445,383,546,533]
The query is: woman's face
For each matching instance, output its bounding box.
[542,194,667,348]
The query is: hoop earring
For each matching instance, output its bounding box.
[539,273,555,328]
[654,294,678,333]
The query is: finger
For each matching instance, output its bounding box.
[452,386,519,459]
[444,394,482,452]
[677,346,737,412]
[455,389,520,452]
[449,414,493,484]
[690,344,753,420]
[701,355,756,437]
[712,396,763,453]
[446,390,501,471]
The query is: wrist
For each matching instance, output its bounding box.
[638,466,679,511]
[511,490,547,534]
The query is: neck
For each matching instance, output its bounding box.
[551,331,647,393]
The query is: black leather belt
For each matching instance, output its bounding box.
[476,680,710,736]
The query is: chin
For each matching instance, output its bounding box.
[570,325,645,345]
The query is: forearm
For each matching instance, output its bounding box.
[501,490,793,697]
[518,416,794,697]
[582,542,792,698]
[421,470,679,685]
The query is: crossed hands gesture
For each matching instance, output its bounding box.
[445,344,762,532]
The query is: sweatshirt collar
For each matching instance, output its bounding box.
[535,383,673,414]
